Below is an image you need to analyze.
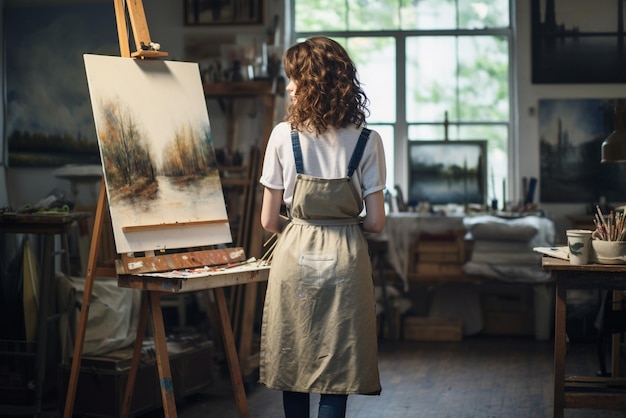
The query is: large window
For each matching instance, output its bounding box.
[292,0,512,208]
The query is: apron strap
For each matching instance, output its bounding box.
[291,131,305,174]
[292,127,370,177]
[347,128,371,177]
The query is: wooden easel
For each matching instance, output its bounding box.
[62,2,269,417]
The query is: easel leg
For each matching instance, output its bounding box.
[148,291,178,417]
[63,179,106,418]
[121,292,150,418]
[214,287,250,418]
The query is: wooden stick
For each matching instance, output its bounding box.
[260,238,278,263]
[122,218,229,232]
[263,233,277,248]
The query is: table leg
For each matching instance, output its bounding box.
[33,234,55,415]
[553,280,566,418]
[612,291,623,377]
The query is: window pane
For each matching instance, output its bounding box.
[400,0,456,30]
[458,36,509,121]
[294,0,346,31]
[348,0,400,30]
[408,124,449,140]
[458,0,510,29]
[344,37,396,123]
[399,0,510,30]
[406,37,457,123]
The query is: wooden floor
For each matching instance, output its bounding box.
[139,336,626,418]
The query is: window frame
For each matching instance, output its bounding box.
[288,0,517,207]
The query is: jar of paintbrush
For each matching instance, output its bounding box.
[591,206,626,264]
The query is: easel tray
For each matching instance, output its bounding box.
[117,262,270,293]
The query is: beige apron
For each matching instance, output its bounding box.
[259,129,381,395]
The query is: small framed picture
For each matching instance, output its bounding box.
[184,0,264,26]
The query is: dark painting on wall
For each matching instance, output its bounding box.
[539,98,626,203]
[184,0,264,26]
[531,0,626,83]
[5,3,118,167]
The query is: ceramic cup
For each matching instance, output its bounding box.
[566,229,593,265]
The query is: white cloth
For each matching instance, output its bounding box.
[462,215,555,283]
[57,274,141,358]
[463,214,556,248]
[259,122,386,206]
[470,241,543,265]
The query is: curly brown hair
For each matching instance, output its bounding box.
[283,36,370,135]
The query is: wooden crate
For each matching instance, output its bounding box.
[414,262,464,276]
[58,341,214,417]
[408,229,472,283]
[402,316,463,342]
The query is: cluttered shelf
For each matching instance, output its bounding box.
[372,212,555,342]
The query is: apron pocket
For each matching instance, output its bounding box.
[299,252,341,287]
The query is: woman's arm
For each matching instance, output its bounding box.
[261,187,287,234]
[362,190,386,233]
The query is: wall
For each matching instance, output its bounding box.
[3,0,624,244]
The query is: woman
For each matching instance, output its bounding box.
[259,36,387,418]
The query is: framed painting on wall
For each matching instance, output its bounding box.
[531,0,626,83]
[407,140,488,206]
[184,0,264,25]
[5,2,118,167]
[539,98,626,203]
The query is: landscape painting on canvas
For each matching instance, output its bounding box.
[84,54,231,253]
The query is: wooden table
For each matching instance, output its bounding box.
[0,211,90,416]
[542,257,626,418]
[116,262,270,418]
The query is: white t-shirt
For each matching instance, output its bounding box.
[260,121,386,207]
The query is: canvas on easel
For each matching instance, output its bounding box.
[83,54,232,253]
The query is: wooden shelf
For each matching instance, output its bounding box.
[204,81,274,97]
